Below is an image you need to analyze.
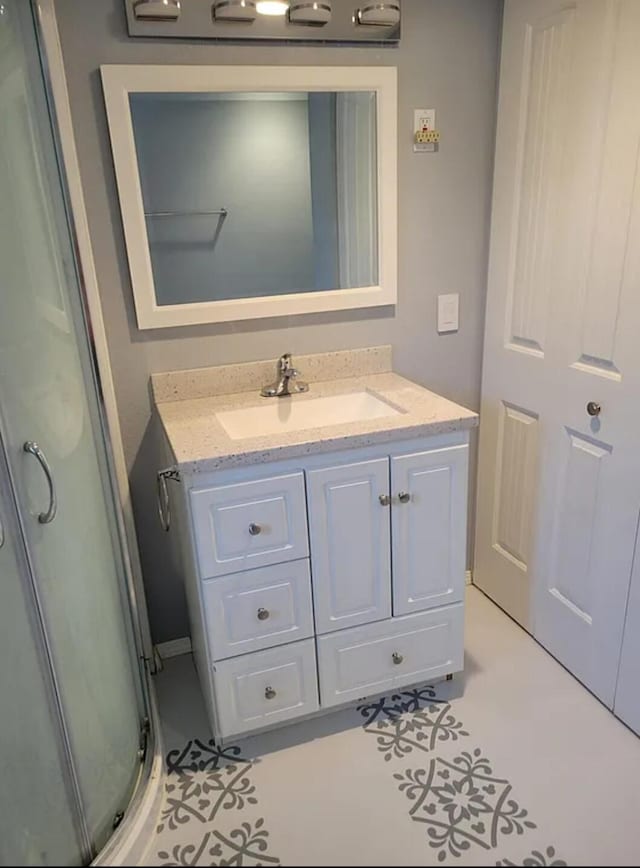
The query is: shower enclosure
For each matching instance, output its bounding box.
[0,2,152,864]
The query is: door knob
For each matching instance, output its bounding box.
[392,651,404,665]
[586,401,601,417]
[257,607,270,621]
[378,494,391,506]
[398,492,411,504]
[264,686,276,700]
[248,522,262,535]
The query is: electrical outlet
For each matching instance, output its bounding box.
[414,108,437,153]
[415,109,435,131]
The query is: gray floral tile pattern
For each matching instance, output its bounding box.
[149,685,567,866]
[154,738,280,866]
[496,846,567,866]
[358,687,567,865]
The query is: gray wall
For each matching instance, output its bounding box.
[54,0,502,643]
[130,95,316,302]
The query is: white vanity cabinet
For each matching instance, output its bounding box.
[171,432,470,742]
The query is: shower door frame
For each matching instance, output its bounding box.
[0,0,158,862]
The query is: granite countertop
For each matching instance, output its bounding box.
[155,363,479,474]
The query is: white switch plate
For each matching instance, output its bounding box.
[438,293,459,333]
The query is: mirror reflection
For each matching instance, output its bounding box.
[129,91,378,306]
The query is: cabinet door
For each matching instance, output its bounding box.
[391,445,468,616]
[307,458,391,634]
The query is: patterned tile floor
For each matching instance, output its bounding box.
[140,588,640,866]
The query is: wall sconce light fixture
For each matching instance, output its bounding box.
[356,2,400,27]
[213,0,257,20]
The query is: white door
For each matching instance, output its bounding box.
[391,446,468,616]
[476,0,640,705]
[306,458,391,634]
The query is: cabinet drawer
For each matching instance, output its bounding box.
[213,639,319,738]
[317,604,464,708]
[190,473,309,578]
[203,560,314,660]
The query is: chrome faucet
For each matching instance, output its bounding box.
[261,353,309,398]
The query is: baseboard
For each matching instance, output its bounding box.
[465,570,473,586]
[155,636,192,660]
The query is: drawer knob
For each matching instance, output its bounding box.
[248,522,262,536]
[257,607,270,621]
[392,651,404,665]
[264,686,277,700]
[378,494,391,506]
[398,492,411,504]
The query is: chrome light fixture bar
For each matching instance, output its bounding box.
[125,0,399,42]
[213,0,257,20]
[356,2,399,26]
[289,2,331,24]
[133,0,180,20]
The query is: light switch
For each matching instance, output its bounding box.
[438,293,459,333]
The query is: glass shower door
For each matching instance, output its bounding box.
[0,1,146,858]
[0,453,84,866]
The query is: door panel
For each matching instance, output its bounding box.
[474,0,591,628]
[307,458,391,634]
[391,446,468,616]
[493,403,538,571]
[0,2,143,851]
[506,5,575,358]
[533,0,640,706]
[477,0,640,706]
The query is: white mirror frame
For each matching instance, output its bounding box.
[100,65,397,329]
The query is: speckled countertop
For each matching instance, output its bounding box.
[155,350,478,474]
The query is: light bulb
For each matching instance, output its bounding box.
[256,1,289,15]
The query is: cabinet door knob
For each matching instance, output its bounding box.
[248,522,262,535]
[586,401,601,417]
[264,686,276,700]
[392,651,404,665]
[398,492,411,504]
[257,607,270,621]
[378,494,391,506]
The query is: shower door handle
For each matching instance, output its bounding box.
[23,441,57,524]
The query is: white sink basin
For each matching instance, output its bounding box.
[216,391,402,440]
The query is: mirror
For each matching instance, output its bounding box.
[101,66,397,328]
